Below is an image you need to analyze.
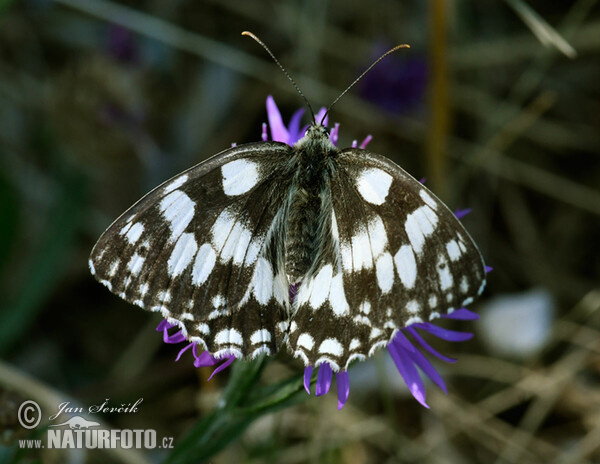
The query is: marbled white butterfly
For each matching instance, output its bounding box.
[89,33,486,372]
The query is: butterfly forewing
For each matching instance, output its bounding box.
[90,142,293,356]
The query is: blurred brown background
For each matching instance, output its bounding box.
[1,0,599,463]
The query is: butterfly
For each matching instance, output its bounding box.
[89,33,486,372]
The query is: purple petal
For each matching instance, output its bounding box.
[388,340,429,408]
[351,140,358,148]
[359,135,373,149]
[231,142,237,148]
[261,122,268,142]
[266,96,289,143]
[314,107,328,127]
[403,344,447,393]
[175,343,193,361]
[392,330,417,353]
[336,371,350,410]
[164,330,186,344]
[287,108,305,144]
[441,308,479,320]
[207,356,235,381]
[454,208,472,219]
[315,363,333,396]
[303,366,313,395]
[156,319,175,331]
[405,327,457,363]
[413,323,473,342]
[330,122,340,146]
[419,177,427,184]
[193,350,218,368]
[485,265,493,274]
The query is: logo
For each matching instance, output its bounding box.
[18,400,42,430]
[17,398,174,451]
[49,416,100,429]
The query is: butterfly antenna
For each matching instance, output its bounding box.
[242,31,316,123]
[320,44,410,125]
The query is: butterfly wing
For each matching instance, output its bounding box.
[287,148,486,371]
[90,142,293,358]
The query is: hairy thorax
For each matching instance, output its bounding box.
[284,126,337,283]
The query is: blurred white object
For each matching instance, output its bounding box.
[478,288,555,359]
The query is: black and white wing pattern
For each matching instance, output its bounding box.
[89,142,293,359]
[287,148,486,371]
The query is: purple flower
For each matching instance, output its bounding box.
[156,96,488,408]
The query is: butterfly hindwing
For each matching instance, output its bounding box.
[90,142,293,356]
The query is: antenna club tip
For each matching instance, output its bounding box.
[241,31,251,36]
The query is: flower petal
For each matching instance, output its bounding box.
[359,135,373,149]
[261,122,268,142]
[303,366,313,395]
[193,350,218,368]
[315,363,333,396]
[405,327,457,363]
[164,329,186,344]
[413,323,474,342]
[287,108,305,143]
[156,319,175,331]
[454,208,472,219]
[403,344,447,393]
[485,265,494,274]
[441,308,479,320]
[330,123,340,145]
[388,339,429,408]
[207,356,235,381]
[175,343,193,361]
[336,371,350,410]
[266,95,289,143]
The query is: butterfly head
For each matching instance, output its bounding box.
[294,123,336,153]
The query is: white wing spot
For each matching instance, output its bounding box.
[428,294,438,308]
[157,290,171,303]
[419,189,438,210]
[197,323,210,335]
[404,206,438,255]
[250,329,272,345]
[309,264,333,309]
[297,333,315,350]
[124,223,144,245]
[349,339,361,350]
[367,215,388,258]
[164,174,189,195]
[211,209,236,252]
[329,274,350,316]
[252,258,273,305]
[215,328,243,346]
[437,255,453,290]
[460,276,469,293]
[359,301,371,314]
[376,252,394,293]
[318,338,344,356]
[212,295,225,307]
[160,191,195,241]
[180,312,194,321]
[220,221,252,265]
[394,245,417,289]
[108,260,120,277]
[127,253,145,277]
[446,239,462,262]
[168,233,198,277]
[356,168,393,205]
[406,300,420,314]
[351,228,373,271]
[192,243,216,286]
[221,159,260,196]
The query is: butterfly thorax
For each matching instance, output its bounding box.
[284,125,338,284]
